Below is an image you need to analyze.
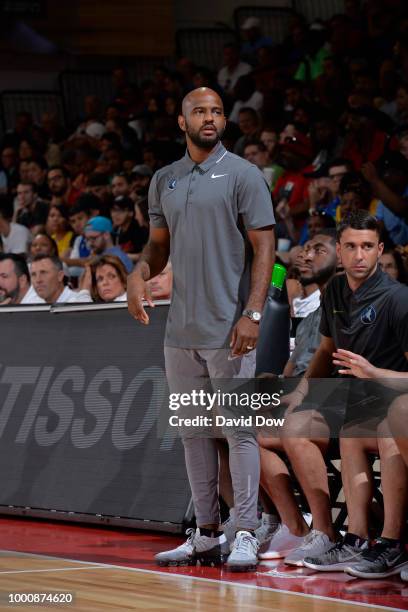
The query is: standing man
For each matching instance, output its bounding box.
[128,87,275,571]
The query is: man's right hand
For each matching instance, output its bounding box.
[127,271,155,325]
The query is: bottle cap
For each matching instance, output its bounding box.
[271,263,286,289]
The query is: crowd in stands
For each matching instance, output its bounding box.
[1,1,408,308]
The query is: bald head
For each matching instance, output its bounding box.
[181,87,224,116]
[179,88,226,151]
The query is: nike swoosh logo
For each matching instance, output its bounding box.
[211,173,228,179]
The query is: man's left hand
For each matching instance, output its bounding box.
[333,349,379,378]
[230,316,259,356]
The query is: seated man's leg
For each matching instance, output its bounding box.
[281,408,336,566]
[258,435,309,559]
[388,395,408,582]
[346,418,408,580]
[303,426,374,572]
[388,394,408,467]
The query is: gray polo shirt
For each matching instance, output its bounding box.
[289,306,322,376]
[149,142,275,349]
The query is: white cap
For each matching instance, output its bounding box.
[241,16,261,30]
[85,121,106,140]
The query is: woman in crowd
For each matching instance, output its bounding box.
[46,204,74,257]
[29,232,58,259]
[379,248,407,284]
[88,254,128,303]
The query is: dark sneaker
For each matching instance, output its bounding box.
[345,538,408,579]
[303,536,368,572]
[155,528,229,567]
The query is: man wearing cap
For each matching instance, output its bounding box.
[84,216,133,273]
[128,87,275,571]
[217,42,251,95]
[241,17,273,65]
[110,196,148,257]
[130,164,153,200]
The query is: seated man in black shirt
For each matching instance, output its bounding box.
[287,211,408,579]
[110,196,149,262]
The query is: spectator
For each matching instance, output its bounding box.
[305,211,336,241]
[2,111,32,149]
[240,16,273,65]
[27,157,50,200]
[47,165,81,207]
[84,216,133,273]
[29,232,58,259]
[46,204,74,257]
[341,105,388,170]
[217,42,251,96]
[294,22,330,83]
[379,248,407,283]
[0,253,43,305]
[273,130,314,227]
[335,172,373,221]
[18,159,31,183]
[110,196,148,257]
[18,139,35,162]
[13,181,49,231]
[362,155,408,246]
[85,254,128,303]
[85,173,111,208]
[111,173,131,198]
[30,254,91,303]
[146,261,173,300]
[307,158,354,219]
[233,107,260,157]
[0,195,31,254]
[310,114,344,169]
[229,75,263,124]
[0,147,18,193]
[130,165,153,200]
[60,201,93,275]
[243,139,284,189]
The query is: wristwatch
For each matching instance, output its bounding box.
[242,309,262,323]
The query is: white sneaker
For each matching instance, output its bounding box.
[258,524,305,560]
[284,529,335,567]
[155,528,229,566]
[255,513,279,546]
[226,530,259,572]
[401,567,408,581]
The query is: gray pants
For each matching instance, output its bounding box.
[164,346,259,530]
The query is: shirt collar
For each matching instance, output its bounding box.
[344,265,383,301]
[182,141,227,174]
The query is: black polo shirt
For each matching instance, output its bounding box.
[320,267,408,372]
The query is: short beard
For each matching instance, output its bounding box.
[0,284,20,304]
[185,122,224,150]
[300,263,336,287]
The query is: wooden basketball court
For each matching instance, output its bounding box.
[0,517,406,611]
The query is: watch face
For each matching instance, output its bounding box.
[252,311,261,322]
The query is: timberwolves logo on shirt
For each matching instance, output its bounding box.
[168,178,177,190]
[360,305,376,325]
